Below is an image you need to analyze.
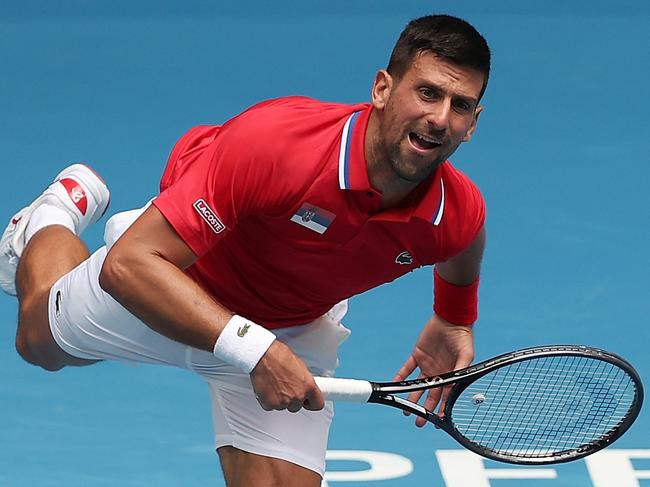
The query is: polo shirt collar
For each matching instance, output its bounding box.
[337,107,373,192]
[411,173,446,226]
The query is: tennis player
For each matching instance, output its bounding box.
[0,14,489,487]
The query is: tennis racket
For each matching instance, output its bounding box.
[314,345,643,465]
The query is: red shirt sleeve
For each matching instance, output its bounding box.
[153,96,370,258]
[438,163,486,260]
[153,114,296,257]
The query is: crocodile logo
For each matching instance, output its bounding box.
[395,251,413,265]
[237,323,251,337]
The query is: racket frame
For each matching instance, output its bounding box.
[366,345,644,464]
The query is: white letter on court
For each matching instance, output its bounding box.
[322,450,413,487]
[585,450,650,487]
[436,450,557,487]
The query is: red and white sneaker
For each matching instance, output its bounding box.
[0,164,110,296]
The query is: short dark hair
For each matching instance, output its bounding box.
[387,15,491,100]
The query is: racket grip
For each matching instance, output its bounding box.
[314,377,373,402]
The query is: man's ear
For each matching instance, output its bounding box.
[371,70,393,110]
[462,105,483,142]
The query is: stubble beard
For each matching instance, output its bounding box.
[386,136,447,184]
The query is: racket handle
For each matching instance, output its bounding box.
[314,377,373,402]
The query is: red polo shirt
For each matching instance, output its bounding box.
[153,96,485,329]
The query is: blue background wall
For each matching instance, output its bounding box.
[1,2,648,485]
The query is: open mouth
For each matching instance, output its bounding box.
[408,132,442,151]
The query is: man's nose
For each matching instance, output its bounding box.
[425,98,452,131]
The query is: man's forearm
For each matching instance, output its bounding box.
[99,249,232,352]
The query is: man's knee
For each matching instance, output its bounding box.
[15,330,64,371]
[15,333,62,371]
[15,314,65,372]
[15,330,36,364]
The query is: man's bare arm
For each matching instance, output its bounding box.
[435,226,485,286]
[99,205,324,411]
[99,205,229,351]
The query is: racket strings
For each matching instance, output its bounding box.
[450,355,637,459]
[495,355,573,456]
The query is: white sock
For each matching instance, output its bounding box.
[25,204,76,244]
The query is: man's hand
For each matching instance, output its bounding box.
[250,340,325,413]
[393,314,474,427]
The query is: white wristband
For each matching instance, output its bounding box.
[213,315,276,374]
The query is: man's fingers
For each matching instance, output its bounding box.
[303,383,325,411]
[454,352,473,374]
[425,388,442,411]
[417,388,444,427]
[403,378,442,417]
[393,355,418,382]
[287,400,303,413]
[255,381,324,412]
[402,385,424,417]
[396,356,418,416]
[255,394,273,411]
[437,384,453,418]
[406,388,426,405]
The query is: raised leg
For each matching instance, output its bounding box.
[0,163,111,370]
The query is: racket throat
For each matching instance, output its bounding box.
[370,394,448,430]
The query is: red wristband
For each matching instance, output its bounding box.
[433,269,480,325]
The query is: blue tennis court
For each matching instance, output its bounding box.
[1,1,648,486]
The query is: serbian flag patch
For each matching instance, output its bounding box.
[290,203,336,234]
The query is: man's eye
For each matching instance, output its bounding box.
[419,88,436,100]
[453,100,471,112]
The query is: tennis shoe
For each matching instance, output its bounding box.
[0,164,110,296]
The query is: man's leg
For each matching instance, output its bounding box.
[15,226,98,370]
[201,311,350,487]
[218,447,322,487]
[208,378,332,486]
[0,164,110,370]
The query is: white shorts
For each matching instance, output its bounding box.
[47,209,351,476]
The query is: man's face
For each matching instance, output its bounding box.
[371,52,485,183]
